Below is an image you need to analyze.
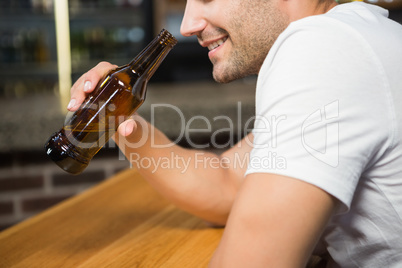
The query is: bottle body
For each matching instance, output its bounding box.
[45,29,177,174]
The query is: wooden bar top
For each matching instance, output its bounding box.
[0,169,224,268]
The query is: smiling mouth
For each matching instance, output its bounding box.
[208,37,228,51]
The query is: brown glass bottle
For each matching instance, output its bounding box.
[45,29,177,174]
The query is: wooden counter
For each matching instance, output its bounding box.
[0,169,223,268]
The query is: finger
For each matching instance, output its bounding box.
[68,75,86,111]
[82,61,118,93]
[117,119,137,137]
[68,61,118,111]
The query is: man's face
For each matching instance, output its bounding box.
[181,0,289,83]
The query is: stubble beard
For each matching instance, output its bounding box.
[212,40,266,84]
[212,3,289,84]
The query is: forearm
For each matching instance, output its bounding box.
[113,115,247,225]
[65,61,240,223]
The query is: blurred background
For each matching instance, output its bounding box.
[0,0,400,230]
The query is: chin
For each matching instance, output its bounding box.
[213,76,231,84]
[212,68,238,84]
[212,71,248,84]
[212,63,256,84]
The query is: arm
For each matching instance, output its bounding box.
[113,116,253,225]
[209,173,337,267]
[68,62,252,225]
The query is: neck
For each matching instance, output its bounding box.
[279,0,338,22]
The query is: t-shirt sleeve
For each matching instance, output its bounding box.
[245,17,392,213]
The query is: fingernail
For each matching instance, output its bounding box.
[84,81,92,92]
[125,121,135,136]
[67,99,76,110]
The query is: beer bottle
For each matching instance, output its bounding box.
[45,29,178,174]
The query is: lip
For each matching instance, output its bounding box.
[199,36,228,49]
[199,36,228,60]
[208,42,224,60]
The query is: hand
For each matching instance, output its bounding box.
[67,61,137,137]
[68,61,117,112]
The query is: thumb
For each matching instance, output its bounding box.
[117,118,137,137]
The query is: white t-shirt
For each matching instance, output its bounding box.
[245,2,402,267]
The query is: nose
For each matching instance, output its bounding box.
[180,1,207,37]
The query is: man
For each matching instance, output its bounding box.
[68,0,402,266]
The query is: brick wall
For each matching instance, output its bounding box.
[0,149,129,231]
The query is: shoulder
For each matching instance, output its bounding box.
[264,2,398,69]
[267,12,360,62]
[258,8,381,85]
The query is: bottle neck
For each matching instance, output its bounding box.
[129,29,177,79]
